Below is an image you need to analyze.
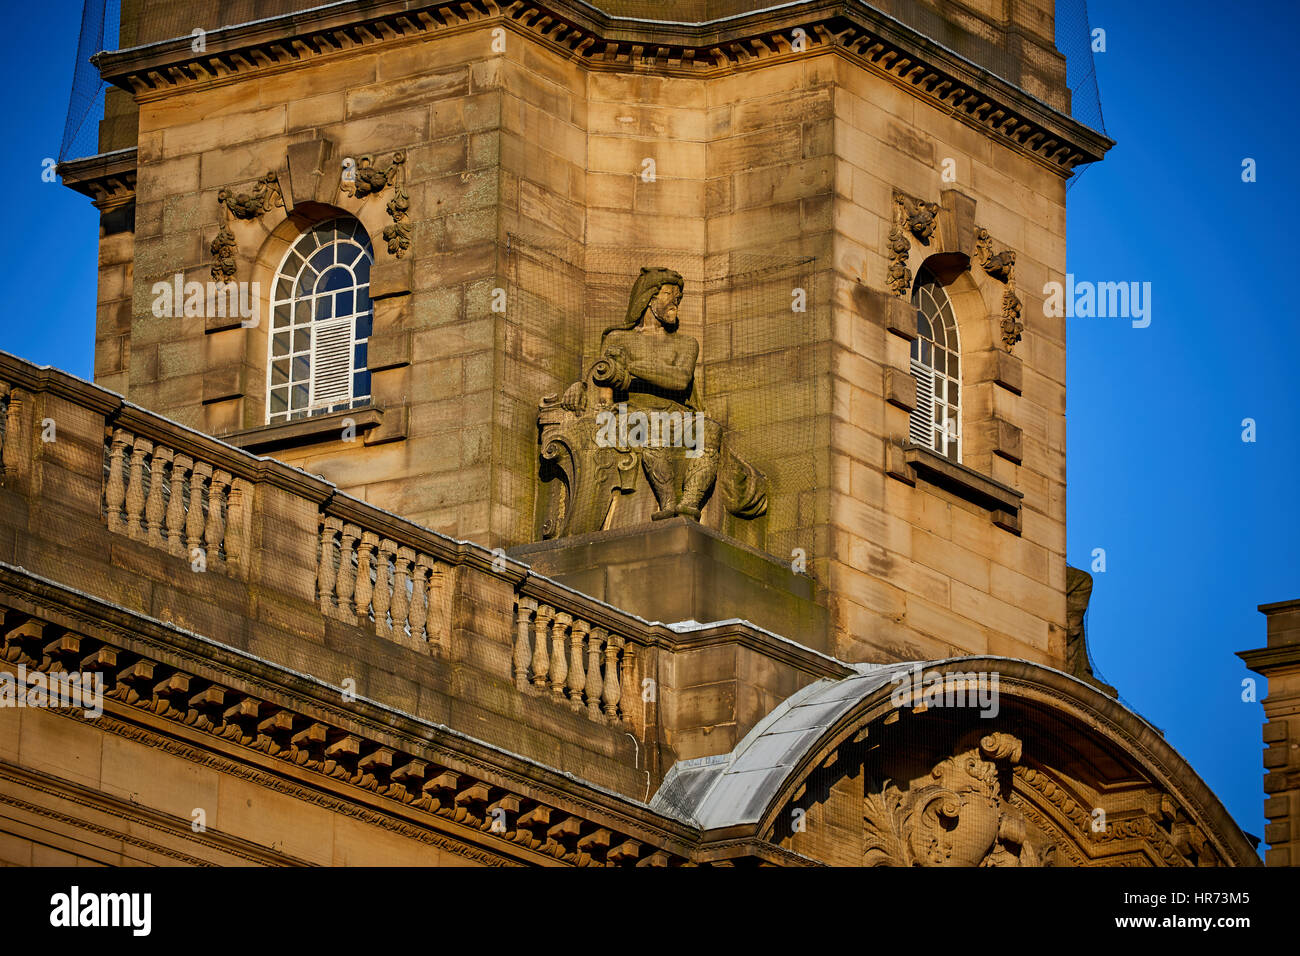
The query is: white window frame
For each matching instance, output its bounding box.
[909,270,961,462]
[266,217,373,424]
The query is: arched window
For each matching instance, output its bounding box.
[909,268,960,460]
[267,217,373,424]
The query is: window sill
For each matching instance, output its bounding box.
[222,407,384,454]
[890,441,1023,533]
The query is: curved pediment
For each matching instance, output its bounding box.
[651,658,1259,866]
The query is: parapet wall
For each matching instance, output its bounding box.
[0,352,848,801]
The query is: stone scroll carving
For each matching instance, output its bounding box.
[863,731,1057,866]
[537,267,768,540]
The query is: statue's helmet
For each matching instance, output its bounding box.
[621,266,684,331]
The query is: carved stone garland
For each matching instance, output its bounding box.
[886,193,940,297]
[974,226,1024,352]
[886,197,913,297]
[384,184,412,259]
[209,170,284,281]
[342,151,411,259]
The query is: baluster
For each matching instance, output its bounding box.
[514,597,536,691]
[165,454,190,555]
[603,634,623,725]
[1,386,24,483]
[393,546,414,637]
[426,564,447,649]
[206,469,231,563]
[224,479,246,570]
[104,429,131,533]
[354,532,377,619]
[531,605,554,690]
[144,446,170,547]
[568,620,588,712]
[620,643,636,726]
[0,383,8,477]
[409,555,431,642]
[335,524,360,616]
[186,462,211,560]
[550,612,570,701]
[125,437,151,540]
[373,540,394,635]
[586,627,606,722]
[318,516,341,612]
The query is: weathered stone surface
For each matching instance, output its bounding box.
[34,0,1265,871]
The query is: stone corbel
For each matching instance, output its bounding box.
[972,349,1023,396]
[369,259,414,372]
[987,418,1023,464]
[974,227,1024,352]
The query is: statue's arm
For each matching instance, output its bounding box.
[621,339,696,392]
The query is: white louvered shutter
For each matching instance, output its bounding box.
[311,318,354,408]
[909,357,934,448]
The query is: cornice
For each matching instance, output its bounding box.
[0,562,719,866]
[1238,645,1300,674]
[92,0,1111,176]
[56,147,137,210]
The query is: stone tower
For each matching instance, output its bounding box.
[62,0,1112,671]
[12,0,1252,869]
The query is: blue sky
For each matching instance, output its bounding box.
[1064,0,1297,849]
[1,0,1292,850]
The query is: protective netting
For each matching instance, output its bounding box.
[1057,0,1106,134]
[60,0,120,163]
[504,236,828,569]
[1056,0,1107,191]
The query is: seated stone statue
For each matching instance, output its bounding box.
[538,267,767,539]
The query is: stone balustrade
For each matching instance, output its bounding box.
[0,381,20,484]
[317,514,451,649]
[0,353,847,783]
[0,356,662,719]
[102,425,250,574]
[512,596,633,725]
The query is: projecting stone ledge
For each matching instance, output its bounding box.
[508,517,829,655]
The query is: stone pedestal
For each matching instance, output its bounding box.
[508,518,829,653]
